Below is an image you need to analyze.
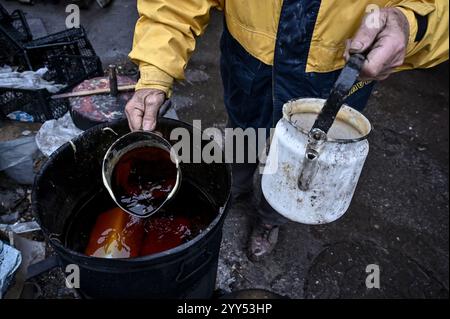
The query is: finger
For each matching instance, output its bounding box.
[126,109,133,131]
[350,10,388,54]
[142,95,161,131]
[129,107,144,131]
[125,102,134,130]
[344,39,352,61]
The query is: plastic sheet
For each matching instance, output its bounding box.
[0,136,38,185]
[35,112,83,157]
[0,66,65,93]
[0,241,22,299]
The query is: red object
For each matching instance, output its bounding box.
[85,207,145,258]
[85,207,194,258]
[140,216,192,256]
[70,76,136,130]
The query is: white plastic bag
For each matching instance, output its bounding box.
[35,112,83,157]
[0,241,22,299]
[0,66,65,93]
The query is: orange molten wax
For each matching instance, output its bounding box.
[140,216,192,256]
[85,209,195,258]
[85,207,145,258]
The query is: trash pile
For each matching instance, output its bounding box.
[0,3,103,123]
[0,170,50,299]
[0,136,81,298]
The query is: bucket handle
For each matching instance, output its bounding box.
[175,250,214,284]
[298,128,327,191]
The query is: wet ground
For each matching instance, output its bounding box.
[0,1,448,299]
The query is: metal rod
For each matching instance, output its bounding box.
[51,85,136,99]
[109,64,119,97]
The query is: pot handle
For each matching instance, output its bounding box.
[298,128,327,191]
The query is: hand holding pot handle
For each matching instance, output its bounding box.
[345,7,409,81]
[125,89,166,131]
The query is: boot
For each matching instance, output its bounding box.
[247,220,279,262]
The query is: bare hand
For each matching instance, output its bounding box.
[345,8,410,81]
[125,89,165,131]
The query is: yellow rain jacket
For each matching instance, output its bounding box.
[129,0,449,95]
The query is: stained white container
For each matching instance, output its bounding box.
[262,98,372,225]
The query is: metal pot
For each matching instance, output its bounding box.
[262,98,371,225]
[102,131,182,218]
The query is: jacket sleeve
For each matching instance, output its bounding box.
[129,0,223,95]
[394,0,449,70]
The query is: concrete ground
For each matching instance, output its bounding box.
[1,1,448,299]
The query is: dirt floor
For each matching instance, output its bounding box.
[0,1,448,299]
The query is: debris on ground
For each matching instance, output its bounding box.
[0,172,33,222]
[0,215,45,299]
[35,112,83,157]
[6,111,34,123]
[0,240,22,298]
[0,66,65,93]
[0,121,41,142]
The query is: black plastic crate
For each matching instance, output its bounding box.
[25,27,104,87]
[29,27,95,57]
[0,6,32,68]
[10,10,33,42]
[0,29,29,69]
[0,5,32,43]
[46,54,103,88]
[0,87,69,123]
[0,4,10,20]
[2,25,103,86]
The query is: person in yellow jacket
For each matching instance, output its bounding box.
[126,0,449,261]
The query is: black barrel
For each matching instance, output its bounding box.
[32,118,231,299]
